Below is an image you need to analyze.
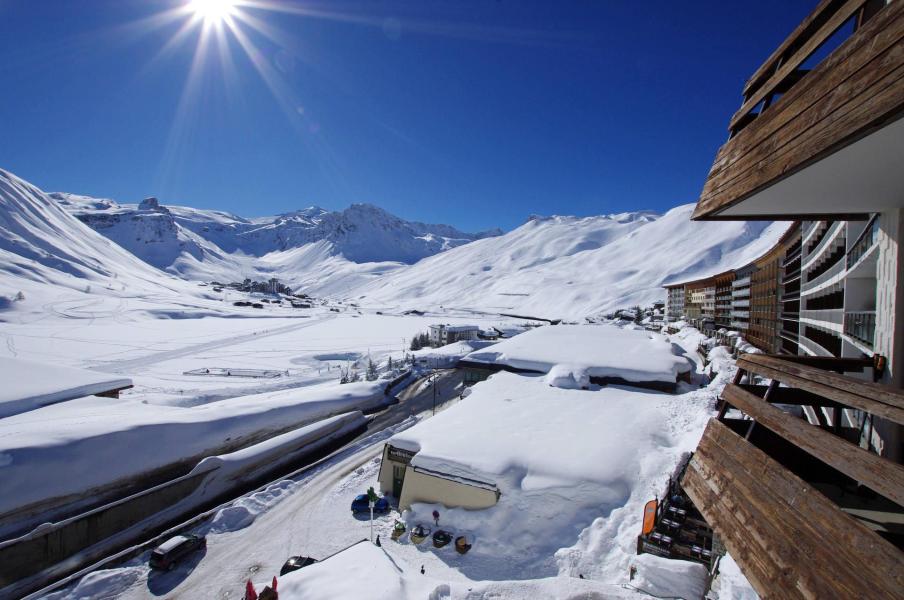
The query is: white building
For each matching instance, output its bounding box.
[427,324,479,346]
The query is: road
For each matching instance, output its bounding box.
[44,369,467,600]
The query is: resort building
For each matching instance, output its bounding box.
[747,241,783,353]
[665,284,685,321]
[682,0,904,596]
[713,272,734,329]
[427,324,480,347]
[729,264,753,332]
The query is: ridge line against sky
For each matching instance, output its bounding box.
[0,0,815,231]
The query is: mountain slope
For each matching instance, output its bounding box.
[353,206,790,320]
[0,170,188,296]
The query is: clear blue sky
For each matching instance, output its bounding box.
[0,0,815,232]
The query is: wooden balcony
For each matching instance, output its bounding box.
[693,0,904,220]
[681,353,904,597]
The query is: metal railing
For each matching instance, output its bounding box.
[844,311,876,348]
[846,214,879,269]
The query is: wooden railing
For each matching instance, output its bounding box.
[693,0,904,219]
[681,352,904,597]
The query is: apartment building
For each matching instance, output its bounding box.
[729,264,753,332]
[684,0,904,595]
[665,284,685,321]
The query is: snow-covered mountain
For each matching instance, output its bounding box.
[353,207,790,319]
[0,170,190,299]
[2,167,788,319]
[57,194,500,273]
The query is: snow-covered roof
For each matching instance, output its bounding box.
[0,357,132,419]
[154,535,189,553]
[463,324,691,384]
[388,372,692,487]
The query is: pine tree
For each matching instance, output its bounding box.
[366,357,378,381]
[387,356,394,371]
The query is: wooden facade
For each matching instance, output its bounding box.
[748,244,783,352]
[681,354,904,598]
[692,0,904,220]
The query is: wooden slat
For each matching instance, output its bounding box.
[757,354,872,372]
[730,0,866,132]
[707,0,904,187]
[739,354,904,416]
[742,0,840,96]
[682,420,904,598]
[693,2,904,219]
[738,384,845,408]
[701,421,904,568]
[722,384,904,506]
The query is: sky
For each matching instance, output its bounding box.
[0,0,817,232]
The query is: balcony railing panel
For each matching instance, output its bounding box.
[847,214,880,269]
[844,310,876,348]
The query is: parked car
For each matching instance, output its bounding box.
[252,303,264,309]
[149,534,206,570]
[350,494,389,514]
[279,555,318,576]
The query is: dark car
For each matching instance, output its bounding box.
[350,494,389,514]
[279,555,318,576]
[149,534,206,571]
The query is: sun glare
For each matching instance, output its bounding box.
[188,0,237,24]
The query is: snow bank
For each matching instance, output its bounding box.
[0,357,132,418]
[465,325,691,384]
[413,340,497,368]
[387,372,712,578]
[544,364,590,389]
[0,380,385,523]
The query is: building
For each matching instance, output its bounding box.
[685,1,904,595]
[427,324,479,346]
[713,271,734,329]
[665,284,685,321]
[779,223,803,355]
[730,264,753,332]
[747,242,783,353]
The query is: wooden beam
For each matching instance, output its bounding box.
[730,0,866,133]
[693,2,904,219]
[682,420,904,598]
[722,384,904,506]
[738,384,845,408]
[738,354,904,418]
[755,354,873,372]
[742,0,842,97]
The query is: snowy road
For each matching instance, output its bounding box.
[44,370,467,600]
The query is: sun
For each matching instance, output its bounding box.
[187,0,237,25]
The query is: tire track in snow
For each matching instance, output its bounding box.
[90,314,337,374]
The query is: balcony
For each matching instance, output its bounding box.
[732,310,750,319]
[733,298,750,308]
[732,277,751,288]
[730,320,749,330]
[844,310,876,348]
[732,289,751,298]
[800,308,843,333]
[847,214,879,269]
[801,257,845,296]
[692,1,904,220]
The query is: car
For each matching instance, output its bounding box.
[350,494,390,514]
[279,555,318,576]
[149,534,206,571]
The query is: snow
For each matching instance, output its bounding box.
[384,371,712,581]
[544,364,590,389]
[0,356,131,418]
[355,205,789,320]
[154,535,189,554]
[0,379,385,528]
[464,324,692,384]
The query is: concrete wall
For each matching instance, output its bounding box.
[0,468,211,588]
[398,466,498,511]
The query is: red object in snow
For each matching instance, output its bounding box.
[272,576,278,592]
[245,580,258,600]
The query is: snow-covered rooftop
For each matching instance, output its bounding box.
[390,371,690,488]
[0,357,132,419]
[463,324,691,384]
